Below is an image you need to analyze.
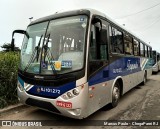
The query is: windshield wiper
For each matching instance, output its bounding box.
[43,34,57,75]
[43,34,50,62]
[23,34,43,72]
[36,35,43,62]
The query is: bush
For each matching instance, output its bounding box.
[0,52,20,108]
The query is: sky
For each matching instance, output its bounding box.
[0,0,160,52]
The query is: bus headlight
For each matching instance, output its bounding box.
[62,84,84,100]
[72,89,79,95]
[67,92,73,98]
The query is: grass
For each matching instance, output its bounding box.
[0,52,20,108]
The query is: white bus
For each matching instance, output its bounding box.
[151,50,160,73]
[12,9,153,119]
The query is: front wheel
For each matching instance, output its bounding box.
[111,82,120,108]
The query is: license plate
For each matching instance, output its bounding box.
[56,101,72,108]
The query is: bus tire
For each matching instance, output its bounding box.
[111,81,120,108]
[142,72,147,85]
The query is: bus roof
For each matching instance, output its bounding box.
[29,8,151,48]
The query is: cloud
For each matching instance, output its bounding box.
[0,0,160,52]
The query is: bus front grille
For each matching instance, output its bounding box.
[25,98,61,114]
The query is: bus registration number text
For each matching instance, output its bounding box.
[56,101,72,108]
[40,87,60,94]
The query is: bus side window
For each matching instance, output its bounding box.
[144,45,148,57]
[109,26,123,54]
[140,43,144,57]
[150,48,152,58]
[89,18,108,76]
[133,39,140,56]
[148,47,150,58]
[124,34,133,55]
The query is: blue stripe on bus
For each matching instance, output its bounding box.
[27,82,76,98]
[89,57,143,86]
[17,76,76,98]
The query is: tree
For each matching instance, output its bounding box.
[1,43,20,52]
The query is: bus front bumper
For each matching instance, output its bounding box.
[17,84,88,119]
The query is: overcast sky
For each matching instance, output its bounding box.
[0,0,160,52]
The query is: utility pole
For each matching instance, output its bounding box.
[29,17,33,22]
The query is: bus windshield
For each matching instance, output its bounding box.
[20,15,88,75]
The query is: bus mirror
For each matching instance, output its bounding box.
[92,18,102,30]
[12,30,29,39]
[11,38,15,51]
[11,29,29,51]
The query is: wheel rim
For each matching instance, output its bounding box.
[113,86,120,103]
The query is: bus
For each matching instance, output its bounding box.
[11,9,153,119]
[151,50,160,73]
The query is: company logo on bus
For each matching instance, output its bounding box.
[56,101,72,108]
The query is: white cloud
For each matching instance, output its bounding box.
[0,0,160,52]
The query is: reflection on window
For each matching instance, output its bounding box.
[109,26,123,54]
[20,22,48,72]
[20,16,88,75]
[149,47,152,58]
[148,47,150,58]
[145,45,148,57]
[124,34,133,55]
[89,19,108,76]
[90,25,108,60]
[133,39,139,56]
[140,43,144,57]
[41,15,87,74]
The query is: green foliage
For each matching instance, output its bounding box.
[0,52,20,108]
[1,43,20,52]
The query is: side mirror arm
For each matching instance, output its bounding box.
[11,29,29,51]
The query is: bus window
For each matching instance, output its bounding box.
[145,45,148,57]
[147,46,149,57]
[140,43,144,57]
[89,18,108,75]
[150,47,152,58]
[148,47,151,58]
[124,34,133,55]
[133,39,139,56]
[110,27,123,54]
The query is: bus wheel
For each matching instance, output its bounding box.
[142,72,147,85]
[111,82,120,108]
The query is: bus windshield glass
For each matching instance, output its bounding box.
[20,15,88,75]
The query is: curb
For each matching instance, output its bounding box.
[0,103,30,116]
